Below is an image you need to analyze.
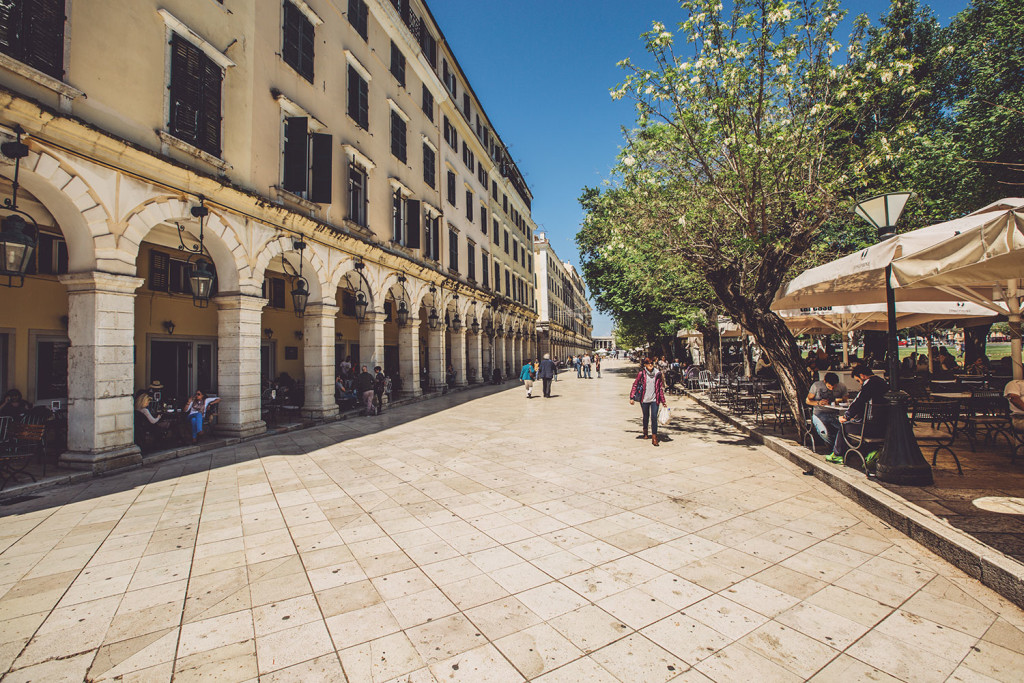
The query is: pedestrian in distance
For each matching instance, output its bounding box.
[575,355,582,378]
[630,357,668,446]
[595,355,602,378]
[519,359,536,398]
[373,366,387,414]
[537,353,558,397]
[355,365,376,416]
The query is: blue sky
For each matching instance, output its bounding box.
[428,0,971,337]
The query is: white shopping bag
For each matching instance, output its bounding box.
[658,407,671,426]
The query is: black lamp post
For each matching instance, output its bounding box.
[289,239,309,317]
[852,192,933,486]
[0,127,38,287]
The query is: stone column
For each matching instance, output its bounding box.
[59,272,144,473]
[216,293,267,438]
[493,334,505,379]
[504,336,513,376]
[428,326,446,389]
[303,302,340,421]
[450,329,468,387]
[359,310,385,371]
[398,314,422,397]
[469,332,483,383]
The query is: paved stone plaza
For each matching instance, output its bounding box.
[1,362,1023,682]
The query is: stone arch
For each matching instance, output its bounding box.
[120,196,246,292]
[0,148,111,273]
[329,257,382,312]
[252,234,329,305]
[411,280,440,310]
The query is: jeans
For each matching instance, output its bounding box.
[583,365,591,378]
[576,365,582,377]
[811,412,841,449]
[188,411,203,440]
[641,402,660,436]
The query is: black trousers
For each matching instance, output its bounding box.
[542,377,553,397]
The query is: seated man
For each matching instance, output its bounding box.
[1005,377,1024,439]
[831,365,889,464]
[807,372,849,452]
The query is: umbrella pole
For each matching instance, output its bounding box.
[842,335,849,368]
[1009,280,1022,381]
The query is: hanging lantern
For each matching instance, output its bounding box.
[291,277,310,316]
[189,259,216,308]
[470,317,480,335]
[397,300,410,326]
[354,290,369,322]
[0,128,38,287]
[451,313,462,332]
[484,320,494,336]
[0,214,36,285]
[428,307,440,330]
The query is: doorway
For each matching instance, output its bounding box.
[150,339,216,402]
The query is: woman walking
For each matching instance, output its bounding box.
[629,358,667,446]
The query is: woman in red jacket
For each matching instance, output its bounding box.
[630,358,668,446]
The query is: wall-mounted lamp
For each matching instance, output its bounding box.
[163,320,176,335]
[294,330,304,340]
[335,331,343,341]
[264,328,274,339]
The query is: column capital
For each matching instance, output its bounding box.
[215,293,269,312]
[304,302,340,318]
[59,271,145,294]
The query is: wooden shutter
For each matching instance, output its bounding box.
[406,200,421,249]
[309,133,332,203]
[149,250,170,292]
[169,35,202,145]
[431,217,440,261]
[25,0,64,79]
[0,2,19,58]
[198,56,222,156]
[283,117,308,193]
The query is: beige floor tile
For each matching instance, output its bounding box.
[420,556,482,586]
[464,596,543,640]
[256,620,334,674]
[90,627,179,681]
[172,638,258,682]
[427,643,525,683]
[982,618,1024,654]
[530,550,593,579]
[901,589,997,638]
[440,574,510,610]
[847,629,960,682]
[597,587,676,630]
[372,567,434,600]
[256,654,344,682]
[874,608,979,661]
[4,650,95,683]
[490,561,551,593]
[590,633,685,683]
[681,595,769,641]
[532,655,621,683]
[252,593,322,637]
[385,586,457,629]
[325,602,401,650]
[316,578,382,618]
[641,613,732,665]
[177,609,255,658]
[739,621,839,677]
[806,653,901,682]
[406,612,488,664]
[720,578,801,618]
[963,636,1024,680]
[494,622,583,679]
[774,600,870,649]
[695,642,802,683]
[516,582,590,621]
[339,631,425,682]
[801,584,892,628]
[548,605,631,654]
[559,567,631,602]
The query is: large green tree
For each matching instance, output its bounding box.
[585,0,919,423]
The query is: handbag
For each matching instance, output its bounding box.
[658,407,672,426]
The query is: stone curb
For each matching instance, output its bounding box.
[0,381,517,503]
[684,389,1024,610]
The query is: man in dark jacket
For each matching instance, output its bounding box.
[831,365,889,463]
[537,353,558,398]
[354,366,376,415]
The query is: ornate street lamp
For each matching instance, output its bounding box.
[396,274,411,326]
[288,238,310,317]
[470,302,480,335]
[427,283,441,330]
[0,127,37,288]
[175,196,216,308]
[852,191,932,486]
[450,293,461,332]
[354,291,369,322]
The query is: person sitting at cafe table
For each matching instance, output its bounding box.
[134,387,171,436]
[967,355,990,376]
[0,389,32,420]
[1004,377,1024,439]
[829,365,889,465]
[184,389,219,444]
[807,372,849,452]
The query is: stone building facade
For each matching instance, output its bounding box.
[0,0,538,472]
[532,232,592,360]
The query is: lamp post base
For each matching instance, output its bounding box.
[874,390,934,486]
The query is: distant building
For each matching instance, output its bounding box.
[593,336,616,353]
[532,233,593,358]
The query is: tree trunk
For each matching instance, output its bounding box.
[963,323,991,366]
[742,336,754,377]
[734,307,810,428]
[696,322,722,375]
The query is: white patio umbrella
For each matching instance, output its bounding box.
[777,301,1000,369]
[891,203,1024,379]
[773,199,1024,310]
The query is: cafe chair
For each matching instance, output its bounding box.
[801,404,820,454]
[910,400,963,475]
[842,400,886,474]
[965,390,1013,451]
